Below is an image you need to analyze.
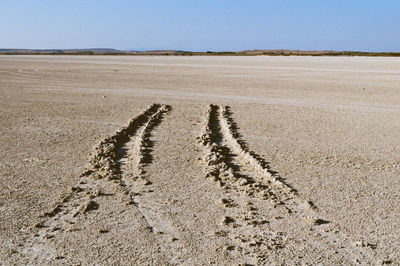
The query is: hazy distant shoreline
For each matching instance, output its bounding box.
[1,48,400,57]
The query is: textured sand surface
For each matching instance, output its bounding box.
[1,55,399,264]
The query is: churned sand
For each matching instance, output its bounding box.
[1,55,399,264]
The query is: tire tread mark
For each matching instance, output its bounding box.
[21,103,171,263]
[199,104,376,264]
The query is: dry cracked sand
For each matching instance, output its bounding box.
[0,55,400,265]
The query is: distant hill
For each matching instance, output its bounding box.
[0,48,126,54]
[0,49,189,55]
[0,48,399,57]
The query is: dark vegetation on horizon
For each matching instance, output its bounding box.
[1,48,399,57]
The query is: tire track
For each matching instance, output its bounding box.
[198,104,285,264]
[198,104,376,264]
[21,103,171,263]
[82,103,168,181]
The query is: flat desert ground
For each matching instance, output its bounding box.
[1,55,399,265]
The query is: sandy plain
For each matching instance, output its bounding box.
[0,55,399,265]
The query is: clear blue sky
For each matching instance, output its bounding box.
[1,0,399,51]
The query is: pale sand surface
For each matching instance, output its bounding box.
[0,55,399,264]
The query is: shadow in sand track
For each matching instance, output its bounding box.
[116,105,161,165]
[207,105,262,187]
[222,106,293,190]
[139,105,171,167]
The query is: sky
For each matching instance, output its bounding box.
[1,0,399,52]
